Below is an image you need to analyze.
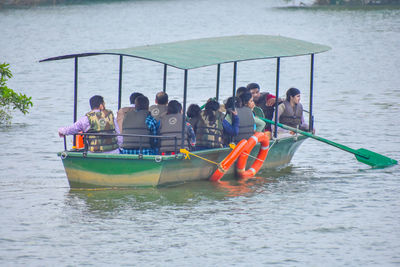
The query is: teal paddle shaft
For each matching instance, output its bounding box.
[259,117,398,168]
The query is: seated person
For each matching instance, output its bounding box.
[247,82,278,131]
[121,95,159,155]
[58,95,121,153]
[116,92,143,131]
[149,91,168,121]
[240,92,266,133]
[222,96,240,145]
[236,86,249,96]
[186,104,201,132]
[234,92,256,141]
[194,100,225,150]
[273,87,309,135]
[238,85,264,119]
[159,100,196,153]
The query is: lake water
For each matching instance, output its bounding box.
[1,0,400,265]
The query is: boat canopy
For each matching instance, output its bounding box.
[42,35,331,141]
[40,35,330,70]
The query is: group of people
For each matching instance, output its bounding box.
[58,83,309,155]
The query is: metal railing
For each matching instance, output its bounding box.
[63,132,179,156]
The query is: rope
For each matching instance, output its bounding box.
[180,149,219,166]
[230,142,264,162]
[241,151,265,162]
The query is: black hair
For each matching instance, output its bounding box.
[167,100,182,114]
[135,95,150,111]
[204,100,220,123]
[130,92,144,104]
[239,92,253,106]
[89,95,104,110]
[286,87,301,101]
[156,92,168,105]
[187,104,201,118]
[247,83,260,91]
[225,96,242,110]
[236,86,249,96]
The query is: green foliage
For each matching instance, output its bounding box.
[0,63,33,124]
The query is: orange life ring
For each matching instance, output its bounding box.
[209,139,248,182]
[236,132,270,178]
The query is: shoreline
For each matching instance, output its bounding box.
[1,0,399,8]
[0,0,131,8]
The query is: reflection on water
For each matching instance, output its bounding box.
[65,167,296,214]
[65,179,259,212]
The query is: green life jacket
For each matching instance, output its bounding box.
[85,109,119,152]
[253,106,265,118]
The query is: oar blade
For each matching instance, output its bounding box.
[355,148,398,168]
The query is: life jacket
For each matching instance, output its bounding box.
[235,107,255,142]
[85,109,119,152]
[122,109,152,149]
[159,114,188,153]
[149,104,168,121]
[253,106,265,118]
[195,110,224,149]
[279,100,303,128]
[116,106,134,131]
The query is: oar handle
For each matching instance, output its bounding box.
[259,117,362,157]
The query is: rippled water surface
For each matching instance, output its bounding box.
[0,0,399,265]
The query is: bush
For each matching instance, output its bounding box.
[0,63,33,124]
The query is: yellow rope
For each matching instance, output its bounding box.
[230,142,263,162]
[179,149,219,166]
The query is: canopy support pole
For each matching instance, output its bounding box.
[216,64,220,101]
[118,55,123,110]
[274,57,280,138]
[73,56,78,147]
[163,64,167,93]
[181,69,188,149]
[74,57,78,123]
[309,54,314,132]
[232,61,237,100]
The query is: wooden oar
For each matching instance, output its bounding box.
[259,117,398,168]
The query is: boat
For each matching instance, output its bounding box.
[41,35,332,188]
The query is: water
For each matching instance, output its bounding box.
[1,0,400,265]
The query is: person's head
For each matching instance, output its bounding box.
[239,92,255,109]
[187,104,201,118]
[167,100,182,114]
[236,86,249,97]
[155,92,168,105]
[247,83,261,102]
[89,95,105,110]
[286,87,301,104]
[224,96,242,111]
[204,100,220,123]
[130,92,144,105]
[135,95,150,111]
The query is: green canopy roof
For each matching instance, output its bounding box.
[40,35,331,70]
